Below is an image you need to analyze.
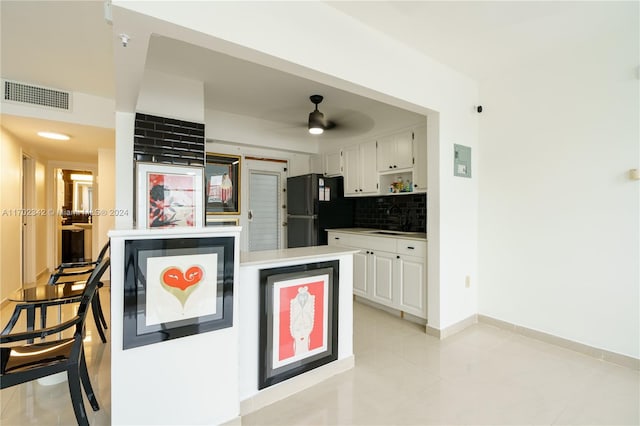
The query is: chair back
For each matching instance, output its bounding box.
[74,256,110,334]
[48,240,110,285]
[95,241,110,263]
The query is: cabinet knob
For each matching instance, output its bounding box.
[393,165,397,168]
[397,255,400,259]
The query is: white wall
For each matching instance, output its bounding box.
[108,228,241,425]
[137,69,205,123]
[114,0,480,332]
[97,148,116,252]
[207,109,318,155]
[1,87,115,129]
[478,23,639,357]
[0,128,22,301]
[34,159,47,277]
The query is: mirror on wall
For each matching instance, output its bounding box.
[59,169,93,224]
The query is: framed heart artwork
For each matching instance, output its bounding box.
[123,236,235,350]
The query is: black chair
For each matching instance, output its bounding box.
[48,241,109,343]
[1,256,110,426]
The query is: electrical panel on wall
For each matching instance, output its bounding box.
[454,144,472,178]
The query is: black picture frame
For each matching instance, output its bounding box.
[258,260,339,389]
[205,153,240,214]
[123,236,235,350]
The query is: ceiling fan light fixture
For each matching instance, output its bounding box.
[308,94,325,135]
[308,109,325,135]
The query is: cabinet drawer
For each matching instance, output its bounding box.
[350,235,389,252]
[328,233,352,247]
[396,239,426,257]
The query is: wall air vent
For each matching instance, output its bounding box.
[3,80,71,110]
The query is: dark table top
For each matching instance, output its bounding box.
[9,282,85,304]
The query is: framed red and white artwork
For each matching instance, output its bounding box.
[259,261,339,389]
[135,162,204,228]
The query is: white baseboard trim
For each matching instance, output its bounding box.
[0,297,11,310]
[478,314,639,371]
[240,355,354,416]
[354,296,427,326]
[426,314,478,339]
[36,268,49,281]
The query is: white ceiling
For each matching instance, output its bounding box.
[1,1,635,162]
[328,1,637,81]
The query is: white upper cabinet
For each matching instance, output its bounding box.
[324,150,342,176]
[377,130,414,172]
[339,125,426,196]
[343,145,361,196]
[359,140,378,194]
[344,141,378,196]
[412,125,427,191]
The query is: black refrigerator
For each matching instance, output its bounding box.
[287,174,354,248]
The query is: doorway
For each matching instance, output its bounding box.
[55,169,94,264]
[246,158,288,251]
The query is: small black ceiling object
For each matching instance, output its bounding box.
[308,95,325,134]
[308,95,336,134]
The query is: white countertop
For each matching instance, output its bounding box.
[240,246,358,266]
[327,227,427,241]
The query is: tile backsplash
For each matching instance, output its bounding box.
[134,113,205,166]
[353,193,426,232]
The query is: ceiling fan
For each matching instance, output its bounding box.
[307,95,336,135]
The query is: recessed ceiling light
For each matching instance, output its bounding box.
[37,131,70,141]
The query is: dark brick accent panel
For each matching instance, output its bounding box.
[134,113,205,166]
[353,193,426,232]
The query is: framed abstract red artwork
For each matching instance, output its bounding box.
[136,163,204,228]
[123,236,235,350]
[259,261,339,389]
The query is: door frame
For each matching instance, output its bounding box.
[21,154,36,284]
[47,161,97,270]
[243,158,288,252]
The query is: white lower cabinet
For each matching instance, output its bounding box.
[371,250,395,306]
[352,249,369,297]
[397,255,426,317]
[328,231,427,319]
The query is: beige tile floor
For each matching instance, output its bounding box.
[1,291,638,425]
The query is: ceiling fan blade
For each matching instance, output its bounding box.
[323,119,337,130]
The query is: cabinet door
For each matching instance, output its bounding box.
[324,150,342,176]
[394,131,414,170]
[343,145,360,195]
[376,136,395,172]
[353,250,369,297]
[398,255,426,318]
[359,141,378,194]
[371,250,395,307]
[413,125,427,191]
